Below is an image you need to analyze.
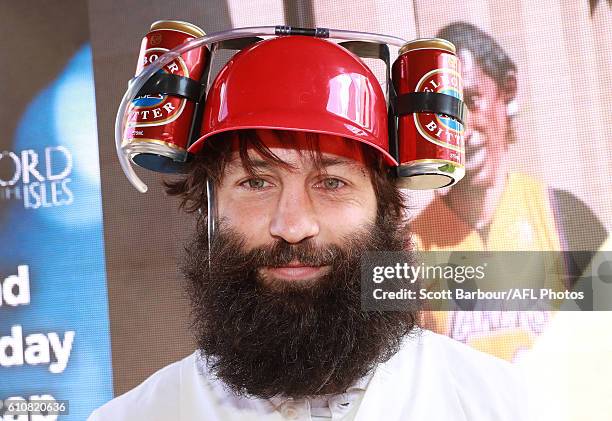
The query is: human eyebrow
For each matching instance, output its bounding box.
[227,156,360,175]
[227,158,296,179]
[318,157,360,168]
[248,159,275,170]
[226,158,273,172]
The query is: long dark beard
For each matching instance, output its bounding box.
[181,216,418,400]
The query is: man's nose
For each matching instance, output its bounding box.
[269,185,320,244]
[464,105,482,138]
[465,102,477,126]
[464,111,474,138]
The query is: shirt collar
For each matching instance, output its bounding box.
[267,369,375,410]
[195,350,377,410]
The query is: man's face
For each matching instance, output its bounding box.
[216,130,378,288]
[461,49,511,189]
[181,130,416,399]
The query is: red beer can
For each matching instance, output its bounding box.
[123,20,209,172]
[392,38,465,189]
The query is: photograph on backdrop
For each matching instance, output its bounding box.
[412,21,609,362]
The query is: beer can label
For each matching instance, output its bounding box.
[413,61,464,162]
[393,45,465,168]
[126,48,189,129]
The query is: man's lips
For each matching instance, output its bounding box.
[262,262,330,281]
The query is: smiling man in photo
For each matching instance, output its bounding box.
[412,22,608,362]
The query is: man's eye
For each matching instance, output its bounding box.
[318,178,345,190]
[464,93,482,111]
[243,178,268,189]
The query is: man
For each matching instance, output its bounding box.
[90,35,526,420]
[411,22,608,361]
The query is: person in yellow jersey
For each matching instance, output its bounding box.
[411,22,608,362]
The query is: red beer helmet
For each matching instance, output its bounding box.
[188,35,398,166]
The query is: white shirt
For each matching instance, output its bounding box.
[89,330,528,420]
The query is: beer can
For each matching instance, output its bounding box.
[392,38,465,189]
[123,20,209,172]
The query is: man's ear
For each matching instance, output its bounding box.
[501,71,518,105]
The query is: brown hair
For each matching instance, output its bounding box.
[165,129,405,224]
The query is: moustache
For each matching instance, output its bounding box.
[240,238,342,268]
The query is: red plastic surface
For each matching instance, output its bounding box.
[190,36,397,165]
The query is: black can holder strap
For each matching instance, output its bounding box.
[395,92,467,125]
[275,26,330,38]
[133,72,205,103]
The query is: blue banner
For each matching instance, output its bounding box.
[0,45,113,420]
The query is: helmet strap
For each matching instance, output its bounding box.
[206,178,217,271]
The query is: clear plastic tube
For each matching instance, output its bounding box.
[115,26,407,192]
[327,28,407,47]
